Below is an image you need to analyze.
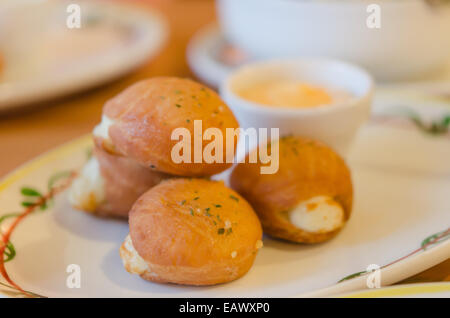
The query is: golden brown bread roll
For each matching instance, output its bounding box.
[94,77,239,177]
[69,144,171,218]
[120,178,263,285]
[230,136,353,243]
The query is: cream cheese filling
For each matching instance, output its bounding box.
[289,196,344,233]
[68,157,105,211]
[120,235,149,275]
[93,114,116,140]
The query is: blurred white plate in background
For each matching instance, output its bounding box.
[0,0,168,111]
[187,24,450,93]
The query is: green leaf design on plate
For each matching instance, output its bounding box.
[1,170,74,264]
[3,242,16,263]
[0,213,20,263]
[0,281,45,298]
[338,227,450,283]
[21,201,35,207]
[408,111,450,135]
[20,187,42,197]
[421,229,450,250]
[1,169,74,298]
[47,170,73,191]
[0,213,20,224]
[337,271,368,283]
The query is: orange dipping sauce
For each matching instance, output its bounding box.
[238,81,349,108]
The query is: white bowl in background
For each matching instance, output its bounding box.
[220,58,374,156]
[217,0,450,81]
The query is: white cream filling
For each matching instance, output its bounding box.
[68,157,105,211]
[289,196,344,233]
[121,235,149,275]
[92,114,116,140]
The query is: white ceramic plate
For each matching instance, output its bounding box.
[0,98,449,298]
[0,0,168,111]
[187,24,450,93]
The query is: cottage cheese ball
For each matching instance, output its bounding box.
[120,178,263,285]
[69,144,170,218]
[94,77,239,177]
[230,136,353,243]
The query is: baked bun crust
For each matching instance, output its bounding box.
[69,144,171,218]
[121,178,263,285]
[100,77,239,176]
[230,136,353,243]
[94,145,172,217]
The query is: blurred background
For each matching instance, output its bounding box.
[0,0,214,177]
[2,0,450,176]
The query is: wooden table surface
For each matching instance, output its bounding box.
[0,0,448,287]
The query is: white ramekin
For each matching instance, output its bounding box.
[217,0,450,81]
[220,58,374,157]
